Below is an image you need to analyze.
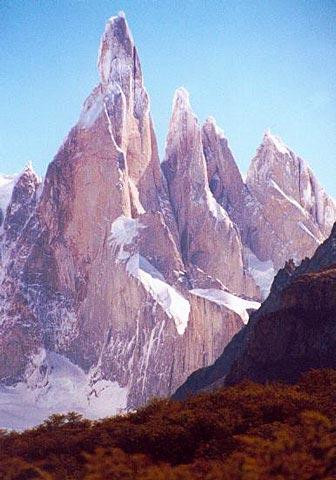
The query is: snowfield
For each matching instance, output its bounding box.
[0,351,128,431]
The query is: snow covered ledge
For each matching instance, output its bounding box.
[109,215,190,335]
[190,288,260,324]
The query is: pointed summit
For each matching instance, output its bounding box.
[172,87,192,112]
[203,116,226,139]
[97,12,135,85]
[262,129,290,155]
[165,88,200,157]
[245,129,336,269]
[163,90,257,297]
[22,160,38,178]
[76,12,163,211]
[1,162,41,243]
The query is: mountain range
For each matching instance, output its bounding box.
[0,12,335,430]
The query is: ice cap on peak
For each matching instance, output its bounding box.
[262,129,290,155]
[20,161,39,180]
[18,161,42,184]
[117,10,126,19]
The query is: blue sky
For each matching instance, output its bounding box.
[1,0,335,195]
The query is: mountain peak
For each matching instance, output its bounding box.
[172,87,191,112]
[262,129,290,155]
[97,12,134,85]
[203,116,226,139]
[22,160,36,175]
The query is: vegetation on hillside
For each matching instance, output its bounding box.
[0,369,335,479]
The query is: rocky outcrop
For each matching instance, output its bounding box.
[1,165,40,250]
[0,174,18,229]
[200,125,336,295]
[174,223,336,400]
[0,165,42,382]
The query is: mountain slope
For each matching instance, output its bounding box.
[244,131,336,269]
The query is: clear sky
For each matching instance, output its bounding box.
[1,0,335,196]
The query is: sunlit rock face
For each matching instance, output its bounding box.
[244,131,336,270]
[200,124,336,293]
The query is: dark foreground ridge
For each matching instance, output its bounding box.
[1,369,336,479]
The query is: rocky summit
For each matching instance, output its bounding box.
[0,12,335,429]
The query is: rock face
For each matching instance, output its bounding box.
[0,165,42,383]
[0,13,335,428]
[244,131,336,269]
[162,90,257,298]
[174,223,336,400]
[201,117,246,226]
[0,14,256,425]
[200,126,336,294]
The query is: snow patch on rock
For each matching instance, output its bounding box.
[206,188,230,222]
[244,248,275,299]
[127,254,190,335]
[298,222,320,244]
[191,288,260,324]
[78,87,104,129]
[109,215,145,261]
[204,116,226,139]
[172,87,191,111]
[270,179,306,214]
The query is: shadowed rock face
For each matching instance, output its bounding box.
[1,165,40,253]
[0,13,335,421]
[174,224,336,400]
[0,166,42,383]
